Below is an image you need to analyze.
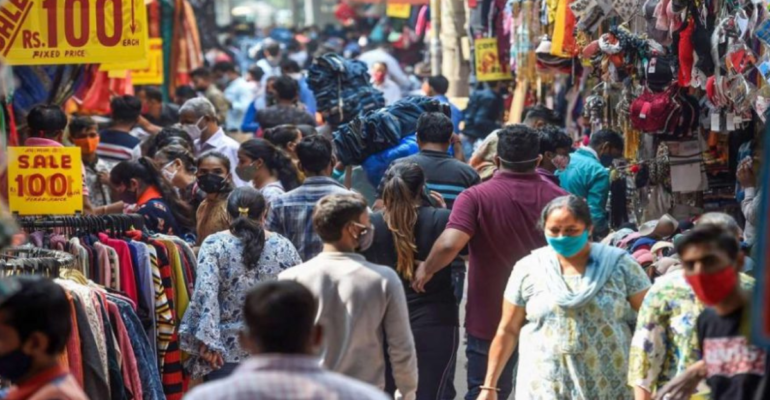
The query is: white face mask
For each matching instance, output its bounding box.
[183,116,208,141]
[161,161,178,182]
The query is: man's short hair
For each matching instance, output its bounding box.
[175,85,197,100]
[296,135,333,173]
[248,65,266,82]
[265,42,281,57]
[213,61,237,74]
[243,281,317,354]
[179,97,218,120]
[69,116,97,136]
[497,124,540,172]
[676,224,740,260]
[143,87,163,103]
[523,105,562,126]
[190,67,212,80]
[27,104,68,138]
[538,125,573,155]
[427,75,450,95]
[273,76,299,101]
[280,59,302,74]
[416,112,454,143]
[697,212,742,239]
[110,95,143,124]
[0,277,71,355]
[589,129,624,151]
[313,193,368,242]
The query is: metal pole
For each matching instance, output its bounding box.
[430,0,442,74]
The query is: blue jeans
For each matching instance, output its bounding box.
[465,334,517,400]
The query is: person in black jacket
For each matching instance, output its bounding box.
[461,81,506,157]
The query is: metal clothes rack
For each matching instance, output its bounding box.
[15,214,146,235]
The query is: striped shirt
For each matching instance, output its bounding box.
[267,177,352,261]
[377,150,480,209]
[184,355,389,400]
[97,129,141,165]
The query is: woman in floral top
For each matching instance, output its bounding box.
[179,187,301,381]
[478,196,650,400]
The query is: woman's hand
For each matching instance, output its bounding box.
[199,343,224,369]
[430,191,447,209]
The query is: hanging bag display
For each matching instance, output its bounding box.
[630,85,682,134]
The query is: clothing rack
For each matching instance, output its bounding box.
[0,246,77,277]
[16,214,145,235]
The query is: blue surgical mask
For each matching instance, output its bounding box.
[546,231,590,257]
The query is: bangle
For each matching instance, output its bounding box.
[479,386,500,392]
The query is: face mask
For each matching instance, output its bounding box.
[197,174,227,193]
[0,348,33,382]
[161,161,177,183]
[183,117,207,141]
[72,137,99,155]
[372,71,386,83]
[236,163,258,182]
[685,267,738,306]
[546,231,590,257]
[552,154,570,171]
[600,154,615,168]
[353,222,375,252]
[119,188,138,205]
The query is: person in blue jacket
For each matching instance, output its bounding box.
[556,129,624,240]
[422,75,463,133]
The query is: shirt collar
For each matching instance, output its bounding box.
[316,251,366,262]
[24,137,63,147]
[5,364,69,400]
[302,176,346,188]
[197,128,228,150]
[536,167,555,177]
[236,355,323,374]
[420,149,451,158]
[137,186,163,206]
[578,146,599,160]
[493,170,541,181]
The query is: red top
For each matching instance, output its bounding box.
[4,364,86,400]
[447,171,566,340]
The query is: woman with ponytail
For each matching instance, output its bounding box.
[361,162,460,400]
[236,138,300,204]
[110,157,195,238]
[180,186,301,381]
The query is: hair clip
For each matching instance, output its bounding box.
[238,207,249,217]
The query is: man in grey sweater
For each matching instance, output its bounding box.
[279,194,418,400]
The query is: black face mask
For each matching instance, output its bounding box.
[197,174,228,194]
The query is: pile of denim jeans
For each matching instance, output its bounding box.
[333,96,446,166]
[308,53,385,126]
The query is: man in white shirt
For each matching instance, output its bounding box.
[184,280,388,400]
[371,62,402,106]
[213,61,255,133]
[359,43,410,89]
[179,97,249,187]
[279,194,418,400]
[255,40,283,85]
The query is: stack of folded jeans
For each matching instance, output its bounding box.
[334,96,446,166]
[308,53,385,126]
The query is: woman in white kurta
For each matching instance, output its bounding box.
[477,195,650,400]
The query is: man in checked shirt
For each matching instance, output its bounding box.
[184,280,389,400]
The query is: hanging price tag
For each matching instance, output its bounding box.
[7,147,83,215]
[711,112,721,131]
[0,0,149,65]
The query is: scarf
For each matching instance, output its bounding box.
[535,243,627,309]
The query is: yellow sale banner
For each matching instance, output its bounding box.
[0,0,149,66]
[474,38,512,82]
[7,147,84,215]
[386,3,411,19]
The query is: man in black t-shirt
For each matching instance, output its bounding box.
[656,225,766,400]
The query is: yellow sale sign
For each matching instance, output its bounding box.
[7,147,84,215]
[0,0,149,65]
[386,3,411,19]
[475,38,512,82]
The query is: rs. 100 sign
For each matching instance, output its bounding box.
[7,147,84,215]
[0,0,148,65]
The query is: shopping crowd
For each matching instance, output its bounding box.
[0,33,766,400]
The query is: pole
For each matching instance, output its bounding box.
[441,0,470,97]
[430,0,441,75]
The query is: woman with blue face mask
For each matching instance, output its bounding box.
[476,195,651,400]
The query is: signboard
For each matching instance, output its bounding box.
[474,37,512,82]
[0,0,149,65]
[386,3,411,19]
[102,38,162,84]
[7,147,83,215]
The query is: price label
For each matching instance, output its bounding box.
[0,0,149,65]
[386,3,411,19]
[7,147,83,215]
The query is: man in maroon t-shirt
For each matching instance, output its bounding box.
[413,124,566,400]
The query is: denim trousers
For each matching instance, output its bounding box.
[465,334,518,400]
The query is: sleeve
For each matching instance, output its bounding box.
[266,201,282,234]
[627,284,669,390]
[503,258,531,306]
[178,238,223,377]
[619,255,652,296]
[742,188,759,226]
[586,168,610,230]
[240,100,260,134]
[383,272,418,400]
[446,190,479,237]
